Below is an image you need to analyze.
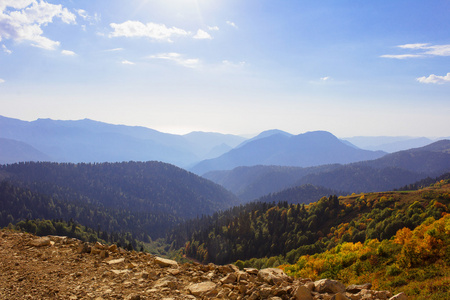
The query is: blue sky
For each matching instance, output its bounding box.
[0,0,449,137]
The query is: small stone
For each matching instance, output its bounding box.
[29,237,51,247]
[346,283,372,293]
[155,257,178,268]
[107,258,125,265]
[389,293,408,300]
[331,292,351,300]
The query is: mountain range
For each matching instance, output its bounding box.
[0,116,245,167]
[190,130,386,175]
[204,140,450,201]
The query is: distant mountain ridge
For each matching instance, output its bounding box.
[204,139,450,200]
[0,116,245,167]
[191,130,386,175]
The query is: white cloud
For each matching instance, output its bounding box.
[104,48,124,52]
[380,54,424,59]
[382,43,450,59]
[2,44,12,54]
[320,76,331,81]
[121,60,135,65]
[226,21,238,29]
[397,43,429,49]
[207,26,219,31]
[61,49,76,56]
[0,78,5,83]
[109,21,189,42]
[0,0,76,50]
[416,73,450,84]
[193,29,212,40]
[149,52,200,68]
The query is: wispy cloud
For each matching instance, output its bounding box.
[149,53,200,68]
[380,54,423,59]
[226,21,238,29]
[221,60,246,68]
[0,0,76,50]
[104,48,124,52]
[207,26,219,31]
[121,60,135,65]
[320,76,331,81]
[109,21,189,42]
[193,29,212,40]
[2,44,12,54]
[417,73,450,84]
[61,49,76,56]
[382,43,450,59]
[76,9,99,28]
[0,78,5,83]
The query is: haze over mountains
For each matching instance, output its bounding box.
[190,130,386,175]
[204,140,450,201]
[0,116,245,167]
[1,115,448,178]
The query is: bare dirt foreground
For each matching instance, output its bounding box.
[0,230,407,300]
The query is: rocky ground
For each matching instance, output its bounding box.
[0,230,407,300]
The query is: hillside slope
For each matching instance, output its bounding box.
[0,230,403,300]
[0,138,50,164]
[0,161,239,239]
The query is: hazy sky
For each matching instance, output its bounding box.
[0,0,449,137]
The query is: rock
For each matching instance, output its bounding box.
[220,272,237,284]
[305,281,315,291]
[155,257,178,268]
[331,292,351,300]
[257,268,289,285]
[29,237,51,247]
[294,285,313,300]
[76,243,91,254]
[314,279,346,294]
[346,283,372,293]
[187,281,217,297]
[99,250,108,258]
[107,258,125,265]
[244,268,259,275]
[108,244,118,253]
[389,293,408,300]
[153,276,178,289]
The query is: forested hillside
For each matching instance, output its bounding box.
[0,161,238,239]
[172,179,450,267]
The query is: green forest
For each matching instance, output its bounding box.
[0,161,237,240]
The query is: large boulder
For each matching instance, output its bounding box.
[258,268,290,285]
[294,285,313,300]
[314,279,346,294]
[187,281,218,297]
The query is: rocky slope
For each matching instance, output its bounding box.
[0,230,407,300]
